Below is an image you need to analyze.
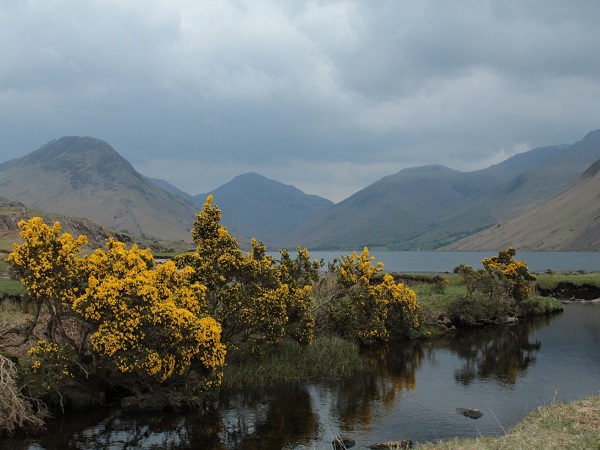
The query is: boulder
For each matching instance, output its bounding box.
[456,407,483,419]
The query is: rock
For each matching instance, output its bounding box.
[121,394,169,413]
[332,434,355,449]
[368,440,413,449]
[456,407,483,419]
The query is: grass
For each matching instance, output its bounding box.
[220,336,368,390]
[416,395,600,449]
[536,271,600,289]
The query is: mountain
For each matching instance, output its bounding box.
[278,165,493,249]
[279,130,600,250]
[0,137,198,242]
[443,158,600,251]
[193,172,333,245]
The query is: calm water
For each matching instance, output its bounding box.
[3,303,599,450]
[305,250,600,273]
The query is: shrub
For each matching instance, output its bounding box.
[318,248,420,345]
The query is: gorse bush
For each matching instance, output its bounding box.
[454,248,536,304]
[4,197,423,429]
[315,248,420,345]
[451,248,537,323]
[7,217,227,396]
[174,196,316,347]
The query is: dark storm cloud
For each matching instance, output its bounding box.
[1,0,600,201]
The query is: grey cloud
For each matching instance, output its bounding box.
[1,0,600,201]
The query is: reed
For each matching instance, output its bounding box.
[221,335,367,390]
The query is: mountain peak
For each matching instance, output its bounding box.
[0,137,197,241]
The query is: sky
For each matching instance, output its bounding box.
[2,1,600,203]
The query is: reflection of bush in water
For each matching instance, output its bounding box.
[35,409,224,450]
[217,384,319,449]
[446,316,554,386]
[328,343,424,427]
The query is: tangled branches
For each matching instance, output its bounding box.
[0,353,48,435]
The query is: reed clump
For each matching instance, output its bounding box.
[221,335,367,390]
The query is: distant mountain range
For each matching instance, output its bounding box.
[0,137,333,247]
[1,130,599,251]
[278,130,600,250]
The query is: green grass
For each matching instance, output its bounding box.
[221,336,368,390]
[416,395,600,449]
[536,271,600,289]
[0,279,25,296]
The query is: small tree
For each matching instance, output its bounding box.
[452,248,537,324]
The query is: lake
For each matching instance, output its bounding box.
[295,250,600,273]
[3,303,599,450]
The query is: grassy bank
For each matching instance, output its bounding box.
[220,336,367,390]
[416,395,600,450]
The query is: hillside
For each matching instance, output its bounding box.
[0,137,198,242]
[194,172,333,245]
[444,158,600,251]
[279,130,600,250]
[0,196,134,251]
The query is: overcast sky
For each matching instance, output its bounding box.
[2,1,600,202]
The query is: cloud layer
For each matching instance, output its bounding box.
[2,0,600,202]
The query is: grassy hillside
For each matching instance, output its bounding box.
[445,158,600,251]
[0,137,197,242]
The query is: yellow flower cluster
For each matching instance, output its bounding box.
[8,217,227,387]
[482,247,537,302]
[7,217,87,305]
[74,242,226,383]
[174,198,316,348]
[332,248,420,345]
[27,339,73,378]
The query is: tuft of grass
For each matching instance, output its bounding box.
[416,395,600,450]
[517,295,564,316]
[221,336,368,390]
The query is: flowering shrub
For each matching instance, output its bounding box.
[7,218,87,346]
[481,247,536,302]
[175,196,316,348]
[326,248,420,345]
[74,240,226,384]
[455,247,536,304]
[8,218,226,393]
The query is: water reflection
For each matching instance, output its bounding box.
[5,306,600,450]
[218,385,319,449]
[440,316,552,387]
[322,343,423,432]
